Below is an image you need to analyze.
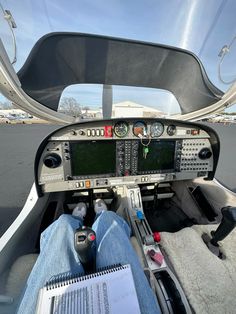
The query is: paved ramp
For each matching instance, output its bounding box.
[209,123,236,192]
[0,124,59,236]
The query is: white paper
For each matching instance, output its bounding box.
[36,264,140,314]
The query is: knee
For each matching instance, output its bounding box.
[40,214,78,247]
[53,214,80,234]
[57,214,73,225]
[97,211,130,234]
[93,211,118,231]
[99,211,118,224]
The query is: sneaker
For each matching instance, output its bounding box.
[94,199,107,215]
[72,202,87,219]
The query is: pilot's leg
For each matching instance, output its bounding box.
[17,214,84,314]
[92,210,161,314]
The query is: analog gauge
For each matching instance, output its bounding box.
[167,125,176,136]
[150,122,164,137]
[114,121,129,138]
[133,121,147,137]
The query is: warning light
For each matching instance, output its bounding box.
[104,126,113,137]
[85,180,91,188]
[124,170,130,176]
[191,129,200,135]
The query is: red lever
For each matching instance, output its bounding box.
[153,232,161,243]
[147,249,164,266]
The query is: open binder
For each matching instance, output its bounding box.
[36,264,140,314]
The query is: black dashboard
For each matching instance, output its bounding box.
[35,118,219,195]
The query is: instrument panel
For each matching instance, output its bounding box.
[35,118,219,194]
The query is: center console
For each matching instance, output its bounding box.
[124,185,192,314]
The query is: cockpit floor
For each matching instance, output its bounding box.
[144,199,195,233]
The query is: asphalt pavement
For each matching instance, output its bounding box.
[0,122,235,236]
[0,124,59,236]
[208,122,236,191]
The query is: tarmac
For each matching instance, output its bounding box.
[0,122,235,236]
[0,124,59,236]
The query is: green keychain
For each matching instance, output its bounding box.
[143,146,149,159]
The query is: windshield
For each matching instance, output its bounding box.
[58,84,181,119]
[0,0,236,117]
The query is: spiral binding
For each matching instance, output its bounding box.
[46,264,127,290]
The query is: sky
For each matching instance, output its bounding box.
[0,0,236,113]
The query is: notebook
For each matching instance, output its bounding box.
[36,264,140,314]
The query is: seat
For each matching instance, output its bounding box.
[2,236,143,310]
[160,225,236,314]
[5,254,38,298]
[0,254,38,314]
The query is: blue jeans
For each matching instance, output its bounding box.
[17,211,161,314]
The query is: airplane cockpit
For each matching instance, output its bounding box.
[29,117,218,313]
[1,32,236,314]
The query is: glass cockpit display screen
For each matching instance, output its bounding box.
[138,140,175,173]
[70,141,116,176]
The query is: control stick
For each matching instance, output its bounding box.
[211,207,236,246]
[74,226,96,272]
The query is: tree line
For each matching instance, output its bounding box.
[56,97,91,117]
[0,97,90,118]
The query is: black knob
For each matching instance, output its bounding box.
[167,125,176,136]
[198,148,212,160]
[43,153,61,168]
[78,130,85,136]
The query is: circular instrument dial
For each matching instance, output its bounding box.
[167,125,176,136]
[114,121,129,138]
[133,121,147,137]
[150,122,164,137]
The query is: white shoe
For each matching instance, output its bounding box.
[72,202,87,219]
[94,199,107,214]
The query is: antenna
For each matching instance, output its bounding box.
[0,4,17,64]
[218,36,236,85]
